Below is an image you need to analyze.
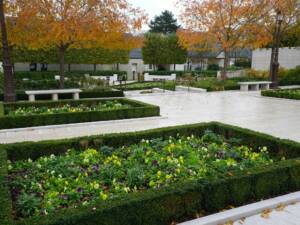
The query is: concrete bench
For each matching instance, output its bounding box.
[238,81,272,91]
[25,89,82,102]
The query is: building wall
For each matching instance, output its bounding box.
[119,59,144,80]
[252,47,300,70]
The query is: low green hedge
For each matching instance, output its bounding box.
[262,89,300,100]
[0,90,124,101]
[279,66,300,86]
[1,122,300,224]
[0,98,159,129]
[14,71,127,80]
[116,81,176,91]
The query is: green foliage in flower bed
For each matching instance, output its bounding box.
[7,131,273,218]
[1,122,300,225]
[6,100,129,116]
[115,81,176,91]
[0,90,124,101]
[262,88,300,100]
[0,99,159,129]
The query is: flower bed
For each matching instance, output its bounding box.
[1,122,300,225]
[7,100,129,116]
[262,88,300,100]
[8,130,273,218]
[0,99,160,129]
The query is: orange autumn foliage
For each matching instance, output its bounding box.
[6,0,147,87]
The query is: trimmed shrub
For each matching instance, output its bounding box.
[14,71,127,80]
[0,98,159,129]
[0,90,124,101]
[207,64,220,71]
[1,122,300,225]
[279,66,300,86]
[262,89,300,100]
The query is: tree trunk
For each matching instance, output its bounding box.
[59,47,66,89]
[269,46,275,82]
[93,64,96,72]
[221,51,229,80]
[0,0,15,102]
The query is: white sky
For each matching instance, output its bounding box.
[127,0,180,30]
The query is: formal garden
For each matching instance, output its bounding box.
[1,122,300,224]
[1,0,300,224]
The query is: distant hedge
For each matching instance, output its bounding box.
[0,98,159,129]
[0,90,124,101]
[279,66,300,86]
[1,122,300,224]
[262,88,300,100]
[14,71,127,80]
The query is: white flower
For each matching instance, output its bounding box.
[36,163,42,169]
[7,165,13,171]
[28,158,32,163]
[50,154,55,159]
[51,170,55,175]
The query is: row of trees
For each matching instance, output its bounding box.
[177,0,300,80]
[0,0,147,102]
[142,11,187,70]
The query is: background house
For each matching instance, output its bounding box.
[188,49,252,71]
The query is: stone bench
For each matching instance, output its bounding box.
[25,89,82,102]
[238,81,272,91]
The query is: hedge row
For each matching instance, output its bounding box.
[14,71,127,80]
[0,98,160,129]
[0,90,124,101]
[1,122,300,225]
[115,81,176,91]
[262,89,300,100]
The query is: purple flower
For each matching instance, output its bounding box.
[77,187,83,193]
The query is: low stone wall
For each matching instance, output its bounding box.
[144,73,176,81]
[217,70,246,79]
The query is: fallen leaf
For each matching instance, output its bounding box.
[261,208,272,219]
[275,203,286,211]
[239,217,246,224]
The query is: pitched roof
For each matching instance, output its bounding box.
[129,49,143,59]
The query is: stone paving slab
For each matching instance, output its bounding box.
[179,191,300,225]
[0,91,299,143]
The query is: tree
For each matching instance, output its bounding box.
[0,0,15,102]
[12,0,146,88]
[149,10,180,34]
[255,0,300,87]
[142,33,187,69]
[177,0,266,79]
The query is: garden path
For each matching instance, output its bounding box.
[0,90,300,143]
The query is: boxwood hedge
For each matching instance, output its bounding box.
[262,89,300,100]
[0,90,124,101]
[0,99,160,129]
[1,122,300,225]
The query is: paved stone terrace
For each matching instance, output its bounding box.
[0,90,300,143]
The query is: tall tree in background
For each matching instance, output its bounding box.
[12,0,146,88]
[149,10,180,34]
[0,0,15,102]
[142,33,187,70]
[178,0,267,79]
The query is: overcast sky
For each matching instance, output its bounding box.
[127,0,180,30]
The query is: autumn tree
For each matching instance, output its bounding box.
[149,10,180,34]
[11,0,146,88]
[0,0,39,101]
[0,0,14,102]
[177,0,267,79]
[255,0,300,86]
